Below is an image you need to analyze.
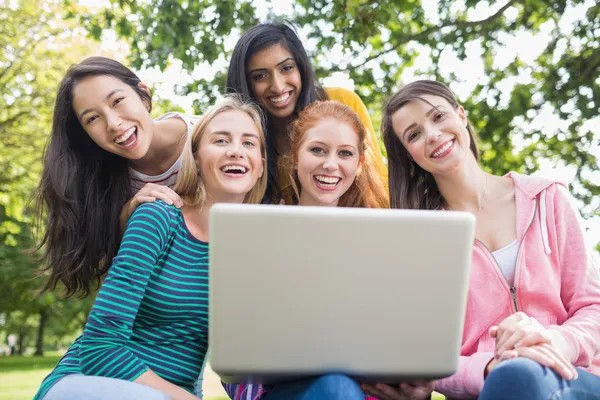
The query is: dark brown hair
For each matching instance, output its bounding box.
[382,80,479,210]
[34,56,152,297]
[283,100,389,208]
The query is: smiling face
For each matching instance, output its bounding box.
[247,43,302,121]
[71,75,153,160]
[391,94,472,177]
[197,110,264,202]
[295,118,361,207]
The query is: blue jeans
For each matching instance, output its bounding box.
[480,357,600,400]
[42,374,171,400]
[264,374,365,400]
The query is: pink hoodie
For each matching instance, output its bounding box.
[435,172,600,398]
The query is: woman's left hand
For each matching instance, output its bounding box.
[360,381,435,400]
[490,312,552,356]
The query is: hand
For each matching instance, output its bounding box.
[360,381,435,400]
[490,312,552,356]
[488,343,578,380]
[121,184,184,231]
[130,183,184,210]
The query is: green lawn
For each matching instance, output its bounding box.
[0,354,443,399]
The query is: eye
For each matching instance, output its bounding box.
[85,115,99,124]
[310,147,325,154]
[113,97,125,106]
[281,64,295,73]
[214,137,228,144]
[339,149,354,157]
[433,112,446,122]
[251,73,267,81]
[243,140,256,147]
[407,131,420,142]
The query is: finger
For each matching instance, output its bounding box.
[400,383,434,400]
[375,383,405,400]
[360,384,392,400]
[515,345,575,380]
[497,329,528,355]
[148,191,175,205]
[489,326,499,338]
[514,331,553,348]
[497,349,518,361]
[538,344,579,379]
[131,196,156,207]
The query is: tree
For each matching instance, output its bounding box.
[0,0,98,354]
[78,0,599,220]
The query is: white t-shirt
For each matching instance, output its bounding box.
[129,112,199,194]
[492,239,519,286]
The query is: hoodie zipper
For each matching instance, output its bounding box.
[475,198,538,313]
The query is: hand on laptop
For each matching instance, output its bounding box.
[360,380,434,400]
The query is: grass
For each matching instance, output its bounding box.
[0,354,444,400]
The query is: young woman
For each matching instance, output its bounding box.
[35,56,198,298]
[381,80,600,399]
[34,95,268,400]
[221,101,400,400]
[226,22,388,204]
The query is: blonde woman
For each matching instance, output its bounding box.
[35,95,267,400]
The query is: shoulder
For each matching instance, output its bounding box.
[324,87,362,104]
[129,201,181,231]
[154,112,200,136]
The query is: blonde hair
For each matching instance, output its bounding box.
[175,94,268,206]
[283,101,389,208]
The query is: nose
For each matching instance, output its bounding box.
[226,141,244,158]
[426,127,442,144]
[106,111,122,132]
[270,73,286,94]
[322,154,339,171]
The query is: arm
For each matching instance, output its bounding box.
[434,352,495,398]
[80,202,196,399]
[545,185,600,366]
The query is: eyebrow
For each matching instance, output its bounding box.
[248,58,295,74]
[78,89,124,119]
[211,131,260,139]
[401,105,445,140]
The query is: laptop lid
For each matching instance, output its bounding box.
[209,204,475,384]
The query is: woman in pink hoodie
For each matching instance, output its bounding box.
[379,80,600,399]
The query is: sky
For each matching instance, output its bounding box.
[79,0,599,245]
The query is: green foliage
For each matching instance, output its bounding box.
[78,0,599,221]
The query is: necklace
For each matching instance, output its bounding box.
[448,173,488,216]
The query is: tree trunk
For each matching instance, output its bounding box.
[34,308,47,356]
[17,327,26,355]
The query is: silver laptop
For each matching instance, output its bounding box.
[209,204,475,384]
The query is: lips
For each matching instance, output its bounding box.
[114,126,138,148]
[220,164,249,177]
[431,139,455,158]
[267,91,293,108]
[313,174,341,191]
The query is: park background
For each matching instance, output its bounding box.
[0,0,599,399]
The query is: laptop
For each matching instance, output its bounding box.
[209,204,475,384]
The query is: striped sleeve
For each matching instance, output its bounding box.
[79,201,173,381]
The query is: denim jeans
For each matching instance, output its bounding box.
[264,374,365,400]
[42,374,171,400]
[480,357,600,400]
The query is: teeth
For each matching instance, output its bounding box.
[115,127,136,144]
[432,140,453,157]
[315,175,340,184]
[269,92,290,104]
[222,165,247,173]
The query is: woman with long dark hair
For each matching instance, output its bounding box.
[226,22,388,204]
[34,95,268,400]
[381,80,600,399]
[35,56,198,298]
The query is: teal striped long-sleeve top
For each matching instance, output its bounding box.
[35,201,209,399]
